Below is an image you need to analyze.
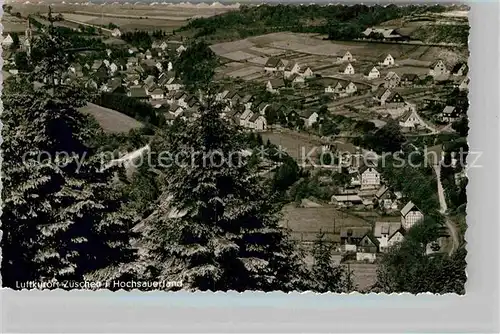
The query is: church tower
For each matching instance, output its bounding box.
[25,19,32,57]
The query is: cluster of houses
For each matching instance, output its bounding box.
[263,57,316,93]
[361,27,412,42]
[339,199,424,263]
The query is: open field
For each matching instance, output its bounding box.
[212,32,468,84]
[262,130,325,161]
[79,103,144,134]
[1,13,28,33]
[11,3,236,32]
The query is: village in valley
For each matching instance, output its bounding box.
[1,2,469,292]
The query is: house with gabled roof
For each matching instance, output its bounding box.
[441,105,461,123]
[359,164,380,190]
[266,78,285,93]
[384,71,400,88]
[248,113,267,131]
[301,67,314,79]
[373,87,392,105]
[364,66,380,79]
[284,62,301,78]
[289,73,305,86]
[345,81,358,95]
[378,54,395,67]
[299,110,319,128]
[356,234,378,263]
[458,77,469,91]
[339,63,355,75]
[264,57,285,73]
[429,60,449,77]
[452,62,468,77]
[337,50,355,62]
[339,226,372,251]
[2,34,14,48]
[375,185,400,211]
[399,108,426,130]
[149,88,165,100]
[400,201,424,230]
[128,86,150,101]
[400,73,419,86]
[385,91,405,108]
[374,218,404,253]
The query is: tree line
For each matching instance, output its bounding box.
[177,4,450,41]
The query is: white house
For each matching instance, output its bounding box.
[374,220,404,253]
[264,57,285,73]
[458,77,469,91]
[300,110,319,128]
[384,71,400,88]
[150,88,165,100]
[248,114,267,131]
[345,81,358,95]
[289,74,305,85]
[266,78,285,93]
[429,60,449,77]
[325,85,336,94]
[339,63,355,75]
[145,49,152,59]
[338,51,354,62]
[109,62,118,74]
[399,108,426,130]
[111,28,122,37]
[360,166,380,190]
[365,66,380,79]
[301,67,314,79]
[379,54,395,66]
[2,34,14,48]
[176,45,186,54]
[356,234,378,263]
[441,106,461,123]
[284,62,301,78]
[400,201,424,230]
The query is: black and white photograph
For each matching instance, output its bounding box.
[1,0,470,296]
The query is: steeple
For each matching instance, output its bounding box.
[25,17,32,57]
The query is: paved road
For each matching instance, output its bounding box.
[433,164,460,255]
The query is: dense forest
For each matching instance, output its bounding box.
[176,4,450,41]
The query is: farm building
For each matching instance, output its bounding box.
[264,57,285,73]
[429,60,449,77]
[364,66,380,79]
[339,63,355,75]
[400,201,424,230]
[379,54,395,67]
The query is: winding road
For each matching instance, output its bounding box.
[433,164,460,255]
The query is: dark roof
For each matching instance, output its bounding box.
[129,86,148,98]
[451,63,468,75]
[386,91,404,103]
[269,78,285,88]
[265,57,283,68]
[340,226,371,239]
[401,73,419,81]
[430,60,446,69]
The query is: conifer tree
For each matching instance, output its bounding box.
[1,12,137,288]
[309,233,353,293]
[135,99,309,291]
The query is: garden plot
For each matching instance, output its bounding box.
[210,39,255,55]
[225,66,263,80]
[387,66,433,76]
[220,50,259,62]
[248,46,286,57]
[247,57,268,66]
